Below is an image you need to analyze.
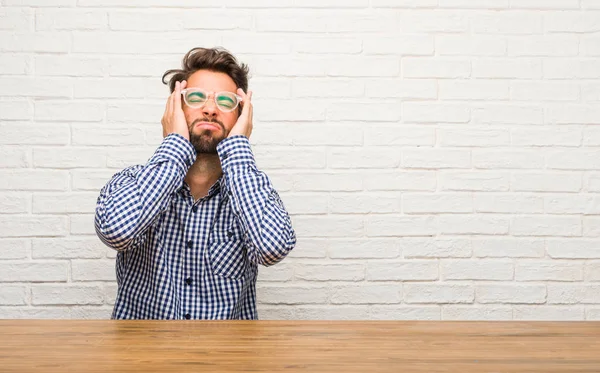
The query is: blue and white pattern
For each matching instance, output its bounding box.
[95,134,296,320]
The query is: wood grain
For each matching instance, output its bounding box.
[1,320,599,372]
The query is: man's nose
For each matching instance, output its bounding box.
[202,99,218,117]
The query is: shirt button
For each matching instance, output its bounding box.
[222,153,228,160]
[184,314,191,320]
[185,277,192,285]
[192,205,198,213]
[227,231,233,238]
[186,240,193,248]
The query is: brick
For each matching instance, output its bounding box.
[439,129,510,147]
[0,77,72,99]
[512,127,581,147]
[35,56,105,77]
[0,123,70,146]
[442,260,513,281]
[328,239,400,259]
[511,0,579,8]
[72,170,117,191]
[293,306,371,320]
[105,148,154,169]
[403,149,471,169]
[107,56,175,77]
[331,285,401,304]
[441,171,510,192]
[329,148,400,169]
[5,0,74,4]
[372,0,437,7]
[371,306,440,320]
[583,216,600,237]
[71,260,115,282]
[471,12,542,34]
[473,58,542,79]
[257,263,294,282]
[514,306,584,320]
[583,0,600,8]
[584,127,600,146]
[587,173,600,192]
[257,285,328,305]
[398,10,468,33]
[328,102,401,121]
[364,36,434,55]
[544,11,600,32]
[546,195,596,214]
[443,306,512,321]
[473,238,545,258]
[585,261,600,281]
[35,101,104,122]
[32,285,103,305]
[512,216,581,237]
[0,307,70,319]
[291,123,363,146]
[473,150,544,169]
[281,193,328,215]
[439,80,509,100]
[33,148,106,169]
[183,10,252,30]
[0,8,33,31]
[367,260,438,281]
[475,194,544,214]
[32,238,105,259]
[544,60,600,79]
[292,216,363,238]
[512,172,581,192]
[402,58,470,78]
[366,215,437,237]
[222,35,292,55]
[0,216,68,238]
[364,171,436,191]
[516,261,583,281]
[436,36,506,56]
[254,148,326,170]
[403,103,470,123]
[253,57,327,77]
[0,100,32,120]
[70,214,96,235]
[511,81,579,101]
[33,193,97,214]
[547,284,600,304]
[0,55,30,75]
[293,79,363,98]
[403,193,473,214]
[0,286,27,306]
[582,38,600,56]
[72,125,146,146]
[109,10,182,31]
[292,172,362,192]
[295,264,365,281]
[472,104,543,124]
[477,285,546,304]
[365,125,435,146]
[104,284,117,305]
[405,284,474,304]
[365,79,436,99]
[547,150,600,170]
[0,261,68,282]
[70,306,112,319]
[0,146,31,168]
[0,192,30,214]
[256,100,326,121]
[0,239,29,260]
[329,193,400,214]
[402,238,472,258]
[36,9,107,30]
[547,239,600,259]
[439,214,510,235]
[0,32,70,53]
[74,78,163,99]
[439,0,508,7]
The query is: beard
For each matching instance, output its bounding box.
[188,118,227,154]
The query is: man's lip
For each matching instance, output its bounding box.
[195,121,220,130]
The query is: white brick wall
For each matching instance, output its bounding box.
[1,1,599,321]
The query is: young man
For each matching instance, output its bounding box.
[95,47,296,320]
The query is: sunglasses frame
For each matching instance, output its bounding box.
[180,88,243,113]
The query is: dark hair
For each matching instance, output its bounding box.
[162,47,249,93]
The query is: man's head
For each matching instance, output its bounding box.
[162,47,249,154]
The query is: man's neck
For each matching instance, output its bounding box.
[184,153,222,201]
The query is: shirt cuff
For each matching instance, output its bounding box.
[217,135,256,174]
[148,133,196,174]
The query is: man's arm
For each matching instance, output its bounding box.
[95,134,195,251]
[217,136,296,266]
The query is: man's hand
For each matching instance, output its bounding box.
[228,88,253,139]
[161,80,189,140]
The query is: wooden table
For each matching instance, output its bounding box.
[1,320,599,372]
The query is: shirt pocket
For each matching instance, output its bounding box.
[208,218,248,279]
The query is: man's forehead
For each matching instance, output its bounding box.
[187,70,237,91]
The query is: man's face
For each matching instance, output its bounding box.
[183,70,239,154]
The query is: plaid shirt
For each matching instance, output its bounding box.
[95,134,296,320]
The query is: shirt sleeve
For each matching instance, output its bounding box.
[217,135,296,266]
[95,133,196,251]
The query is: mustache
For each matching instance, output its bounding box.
[191,117,225,131]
